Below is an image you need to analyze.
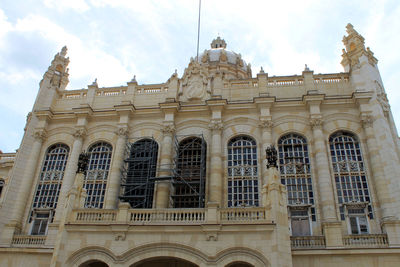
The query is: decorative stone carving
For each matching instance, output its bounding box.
[377,93,390,117]
[162,124,175,134]
[73,128,87,139]
[361,115,374,128]
[258,119,273,129]
[208,120,223,131]
[179,60,211,102]
[33,129,47,141]
[310,118,323,129]
[117,126,129,137]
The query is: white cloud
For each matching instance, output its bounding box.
[43,0,90,12]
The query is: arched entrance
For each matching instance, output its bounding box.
[133,257,198,267]
[79,260,109,267]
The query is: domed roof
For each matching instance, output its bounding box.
[197,37,252,79]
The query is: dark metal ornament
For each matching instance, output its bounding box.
[266,145,278,169]
[77,151,89,174]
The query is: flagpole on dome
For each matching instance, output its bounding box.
[196,0,202,61]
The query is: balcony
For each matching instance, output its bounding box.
[70,207,271,225]
[290,236,326,249]
[11,235,46,247]
[343,234,388,248]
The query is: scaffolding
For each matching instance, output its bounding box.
[119,134,207,209]
[119,137,158,208]
[171,134,207,208]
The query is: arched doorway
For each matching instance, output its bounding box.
[134,257,198,267]
[79,260,109,267]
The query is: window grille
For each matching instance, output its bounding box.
[120,139,158,208]
[227,135,259,207]
[329,131,373,220]
[278,133,315,221]
[173,137,206,208]
[29,143,69,232]
[31,144,69,214]
[84,142,112,208]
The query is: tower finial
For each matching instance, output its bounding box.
[60,46,68,57]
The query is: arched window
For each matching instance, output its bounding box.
[30,143,69,235]
[227,135,258,207]
[84,142,112,209]
[329,131,372,234]
[278,133,314,236]
[121,139,158,208]
[173,137,207,208]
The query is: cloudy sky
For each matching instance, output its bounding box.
[1,0,399,152]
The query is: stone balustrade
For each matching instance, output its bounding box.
[220,207,267,223]
[74,209,117,222]
[343,234,388,248]
[69,207,271,225]
[290,236,326,249]
[130,209,206,224]
[11,235,46,246]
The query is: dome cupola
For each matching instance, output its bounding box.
[196,37,252,79]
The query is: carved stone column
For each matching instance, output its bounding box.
[311,117,342,247]
[155,124,175,208]
[208,120,223,207]
[55,128,85,220]
[105,126,129,209]
[13,129,47,229]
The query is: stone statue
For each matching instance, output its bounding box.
[266,145,278,169]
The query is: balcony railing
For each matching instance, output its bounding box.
[290,236,326,249]
[11,235,46,246]
[220,207,267,223]
[130,209,205,224]
[75,209,117,222]
[70,207,271,225]
[343,234,388,248]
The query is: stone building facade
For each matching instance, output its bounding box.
[1,24,400,267]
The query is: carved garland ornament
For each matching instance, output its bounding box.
[258,119,273,129]
[310,118,323,129]
[117,126,129,137]
[361,115,374,128]
[33,129,47,141]
[162,124,175,134]
[208,120,223,131]
[73,128,87,138]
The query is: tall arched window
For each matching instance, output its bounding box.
[329,131,372,234]
[121,139,158,208]
[227,135,258,207]
[84,142,112,209]
[278,133,314,236]
[30,143,69,235]
[173,137,207,208]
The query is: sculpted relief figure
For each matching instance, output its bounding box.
[179,59,211,102]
